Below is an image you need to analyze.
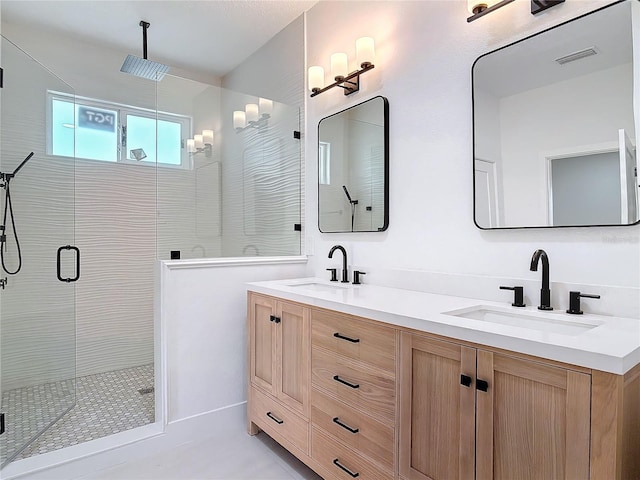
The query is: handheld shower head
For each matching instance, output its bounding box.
[342,185,358,205]
[120,21,169,81]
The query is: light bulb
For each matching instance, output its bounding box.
[194,134,204,149]
[308,66,325,92]
[356,37,375,68]
[233,111,246,129]
[246,103,259,123]
[186,139,196,153]
[468,0,500,14]
[331,52,348,81]
[259,98,273,117]
[202,129,214,145]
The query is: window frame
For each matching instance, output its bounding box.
[47,91,192,169]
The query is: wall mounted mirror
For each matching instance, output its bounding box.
[318,96,389,232]
[473,0,639,229]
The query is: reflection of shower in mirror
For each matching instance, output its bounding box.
[342,185,359,232]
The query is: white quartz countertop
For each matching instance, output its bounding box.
[247,278,640,375]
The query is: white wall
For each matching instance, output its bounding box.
[499,63,634,225]
[305,0,640,291]
[160,259,308,423]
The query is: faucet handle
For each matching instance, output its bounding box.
[499,286,526,307]
[326,268,338,282]
[353,271,366,285]
[566,291,600,315]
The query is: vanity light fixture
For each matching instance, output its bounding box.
[233,98,272,132]
[531,0,565,15]
[186,129,214,157]
[308,37,375,97]
[467,0,515,22]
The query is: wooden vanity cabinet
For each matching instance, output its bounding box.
[399,331,593,480]
[248,294,310,455]
[310,307,398,480]
[248,292,640,480]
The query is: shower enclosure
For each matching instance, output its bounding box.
[156,74,301,261]
[0,37,77,467]
[0,33,301,470]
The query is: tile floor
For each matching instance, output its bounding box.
[1,364,154,465]
[77,431,323,480]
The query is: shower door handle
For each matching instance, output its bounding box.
[57,245,80,283]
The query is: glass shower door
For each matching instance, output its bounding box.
[0,37,77,468]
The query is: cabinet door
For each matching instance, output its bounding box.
[475,350,591,480]
[276,300,309,415]
[399,332,476,480]
[249,294,277,394]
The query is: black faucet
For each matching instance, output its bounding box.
[328,245,349,283]
[530,249,553,310]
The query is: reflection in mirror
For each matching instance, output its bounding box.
[318,96,389,232]
[473,0,639,229]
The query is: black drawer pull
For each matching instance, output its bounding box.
[333,375,359,389]
[333,332,360,343]
[460,374,472,388]
[266,411,284,424]
[333,417,359,434]
[476,379,489,392]
[333,458,359,478]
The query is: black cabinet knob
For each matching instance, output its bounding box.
[476,379,489,392]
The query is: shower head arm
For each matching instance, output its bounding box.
[139,21,150,60]
[0,152,35,184]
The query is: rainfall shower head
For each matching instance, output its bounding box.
[130,148,147,161]
[120,21,169,81]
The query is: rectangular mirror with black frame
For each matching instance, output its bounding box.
[318,95,389,233]
[472,0,639,229]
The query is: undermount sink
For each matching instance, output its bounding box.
[287,281,351,292]
[444,305,603,336]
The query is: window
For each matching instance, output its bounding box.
[319,141,331,185]
[48,92,191,168]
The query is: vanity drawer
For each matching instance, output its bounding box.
[312,427,389,480]
[312,308,396,374]
[312,347,396,425]
[311,387,394,471]
[250,387,309,455]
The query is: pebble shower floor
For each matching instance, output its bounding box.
[0,364,154,464]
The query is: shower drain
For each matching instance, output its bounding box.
[138,387,154,395]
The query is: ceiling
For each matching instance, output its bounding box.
[474,0,631,98]
[1,0,317,79]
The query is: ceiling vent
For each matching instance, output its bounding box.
[555,47,598,65]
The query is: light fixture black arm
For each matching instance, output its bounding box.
[310,64,375,98]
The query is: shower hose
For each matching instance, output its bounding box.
[1,176,22,275]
